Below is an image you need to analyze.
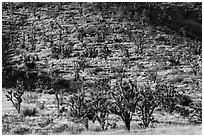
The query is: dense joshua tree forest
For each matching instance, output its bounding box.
[2,2,202,135]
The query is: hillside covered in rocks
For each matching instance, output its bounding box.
[2,2,202,135]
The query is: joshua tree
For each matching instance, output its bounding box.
[109,79,140,131]
[5,80,24,114]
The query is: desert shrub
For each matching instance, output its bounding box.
[92,126,103,132]
[22,92,39,104]
[2,124,11,134]
[179,94,193,107]
[64,121,85,134]
[110,65,125,75]
[52,123,68,133]
[98,45,111,60]
[183,47,201,90]
[184,37,202,56]
[83,25,98,37]
[2,114,26,134]
[62,45,73,58]
[155,82,180,113]
[156,82,194,117]
[133,34,146,54]
[96,32,106,43]
[24,54,37,70]
[11,126,31,135]
[34,79,43,93]
[70,125,84,134]
[188,101,202,124]
[84,46,98,58]
[2,114,13,134]
[105,122,117,130]
[189,59,201,76]
[90,66,104,75]
[37,117,53,128]
[51,46,61,59]
[22,107,38,116]
[167,51,182,66]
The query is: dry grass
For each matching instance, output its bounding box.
[81,125,201,135]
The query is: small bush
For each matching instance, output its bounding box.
[2,114,26,134]
[22,92,39,104]
[188,101,202,124]
[11,126,31,135]
[92,126,102,132]
[37,101,45,110]
[22,107,37,116]
[52,124,68,133]
[156,82,180,113]
[70,125,84,134]
[37,117,53,128]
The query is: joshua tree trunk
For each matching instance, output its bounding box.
[55,91,60,116]
[17,103,21,114]
[83,117,89,130]
[123,118,131,131]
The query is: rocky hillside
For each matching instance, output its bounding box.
[2,1,202,103]
[2,2,202,135]
[2,2,202,89]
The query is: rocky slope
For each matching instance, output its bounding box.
[2,2,202,135]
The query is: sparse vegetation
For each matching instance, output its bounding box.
[22,107,38,116]
[2,2,201,135]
